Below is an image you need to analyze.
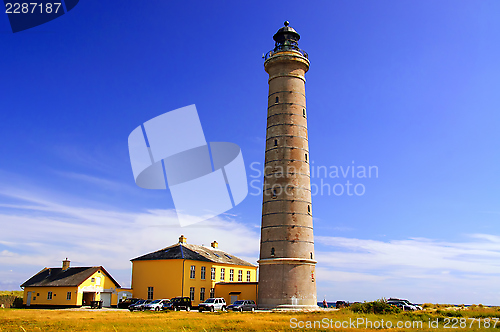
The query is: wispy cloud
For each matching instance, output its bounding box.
[315,235,500,304]
[0,187,260,288]
[54,171,136,192]
[316,235,500,274]
[2,172,499,304]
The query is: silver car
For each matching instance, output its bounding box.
[144,299,170,311]
[198,298,226,312]
[387,298,421,311]
[227,300,257,312]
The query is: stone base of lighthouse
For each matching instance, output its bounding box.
[257,258,318,309]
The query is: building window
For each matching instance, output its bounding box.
[91,277,95,283]
[211,267,216,280]
[220,268,225,281]
[274,139,278,146]
[271,247,275,256]
[47,291,52,300]
[238,270,243,282]
[229,269,234,281]
[201,266,206,280]
[189,287,195,301]
[275,96,279,104]
[147,287,154,300]
[66,291,71,300]
[200,288,205,302]
[247,271,251,282]
[210,288,215,298]
[190,265,196,279]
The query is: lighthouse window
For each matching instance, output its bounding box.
[274,139,277,146]
[272,188,277,198]
[308,205,311,213]
[271,247,275,256]
[310,252,313,259]
[305,153,308,162]
[275,96,279,104]
[303,109,306,117]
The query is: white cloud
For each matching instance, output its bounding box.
[2,176,499,304]
[315,235,500,304]
[0,188,260,288]
[316,235,500,274]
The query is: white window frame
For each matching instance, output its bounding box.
[189,287,195,301]
[200,287,205,301]
[147,286,154,300]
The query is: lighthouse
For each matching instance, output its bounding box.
[258,22,317,309]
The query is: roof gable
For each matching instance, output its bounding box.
[21,266,120,288]
[131,243,256,267]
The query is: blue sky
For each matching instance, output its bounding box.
[1,1,500,305]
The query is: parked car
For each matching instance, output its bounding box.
[227,300,257,312]
[144,299,170,311]
[387,299,418,311]
[129,299,151,311]
[387,297,422,310]
[198,298,226,312]
[397,299,422,311]
[163,297,192,311]
[118,298,141,309]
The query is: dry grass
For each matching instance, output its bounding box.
[0,307,499,332]
[0,291,22,297]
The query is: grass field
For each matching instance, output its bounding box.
[0,292,22,297]
[1,307,500,332]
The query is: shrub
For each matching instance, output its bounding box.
[349,299,401,314]
[443,310,463,317]
[0,295,23,308]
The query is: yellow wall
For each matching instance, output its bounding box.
[131,259,184,302]
[180,260,217,306]
[132,259,257,306]
[23,268,120,307]
[214,283,258,305]
[24,286,79,306]
[113,288,133,307]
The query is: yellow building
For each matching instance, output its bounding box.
[131,235,258,306]
[21,259,122,308]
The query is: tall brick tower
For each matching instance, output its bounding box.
[258,22,317,309]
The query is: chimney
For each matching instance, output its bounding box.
[179,235,187,244]
[62,258,70,271]
[211,241,218,249]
